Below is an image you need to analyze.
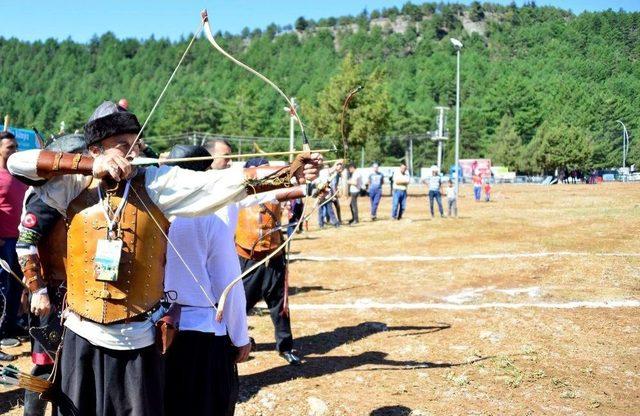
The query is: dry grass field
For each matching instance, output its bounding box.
[2,183,639,415]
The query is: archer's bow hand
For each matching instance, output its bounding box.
[291,152,323,184]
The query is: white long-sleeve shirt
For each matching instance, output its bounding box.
[8,149,251,350]
[164,208,249,346]
[163,190,282,347]
[7,149,248,219]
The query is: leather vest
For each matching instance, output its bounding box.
[236,202,283,259]
[65,174,169,324]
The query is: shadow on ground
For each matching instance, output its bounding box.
[241,321,461,402]
[0,388,23,414]
[370,405,412,415]
[256,321,451,355]
[239,352,489,403]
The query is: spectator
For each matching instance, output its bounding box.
[346,163,361,224]
[426,167,444,218]
[0,131,28,356]
[330,161,344,224]
[391,163,410,220]
[368,163,384,221]
[445,180,457,217]
[317,165,340,229]
[484,179,491,202]
[472,171,482,201]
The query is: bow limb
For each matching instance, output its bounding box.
[340,85,363,164]
[200,10,320,320]
[201,9,310,150]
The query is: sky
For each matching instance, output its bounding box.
[1,1,638,43]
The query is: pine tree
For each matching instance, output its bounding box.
[490,115,523,171]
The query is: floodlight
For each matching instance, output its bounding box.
[450,38,463,49]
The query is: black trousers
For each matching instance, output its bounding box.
[0,238,24,338]
[240,254,293,352]
[165,331,238,416]
[56,329,164,416]
[349,192,359,223]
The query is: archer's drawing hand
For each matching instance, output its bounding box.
[93,154,133,181]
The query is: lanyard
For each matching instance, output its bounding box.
[97,180,131,235]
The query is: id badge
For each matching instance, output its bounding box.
[94,239,123,282]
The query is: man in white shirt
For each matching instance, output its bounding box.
[7,103,321,416]
[163,144,250,416]
[347,163,362,224]
[163,142,311,415]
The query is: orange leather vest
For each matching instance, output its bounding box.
[65,174,169,324]
[236,202,283,259]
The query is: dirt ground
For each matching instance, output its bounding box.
[1,183,639,415]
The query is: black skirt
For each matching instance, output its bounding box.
[164,331,239,416]
[56,329,164,416]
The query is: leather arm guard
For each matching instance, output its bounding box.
[243,152,311,194]
[18,253,46,293]
[36,150,94,179]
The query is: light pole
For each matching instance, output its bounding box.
[451,37,463,216]
[616,120,629,169]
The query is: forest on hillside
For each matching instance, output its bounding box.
[0,2,638,173]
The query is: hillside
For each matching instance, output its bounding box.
[0,2,638,172]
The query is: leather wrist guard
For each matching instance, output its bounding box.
[244,166,294,194]
[36,150,94,178]
[243,152,311,194]
[289,151,310,181]
[19,253,46,293]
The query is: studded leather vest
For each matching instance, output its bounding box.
[236,202,283,259]
[65,173,169,324]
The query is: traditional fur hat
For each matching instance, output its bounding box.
[166,145,211,172]
[83,101,141,146]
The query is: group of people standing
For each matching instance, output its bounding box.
[472,171,491,202]
[315,161,413,227]
[0,101,323,416]
[318,162,463,225]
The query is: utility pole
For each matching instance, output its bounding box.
[432,106,449,171]
[361,147,365,168]
[409,137,414,176]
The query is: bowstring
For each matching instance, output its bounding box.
[125,21,204,158]
[200,10,328,319]
[129,185,220,312]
